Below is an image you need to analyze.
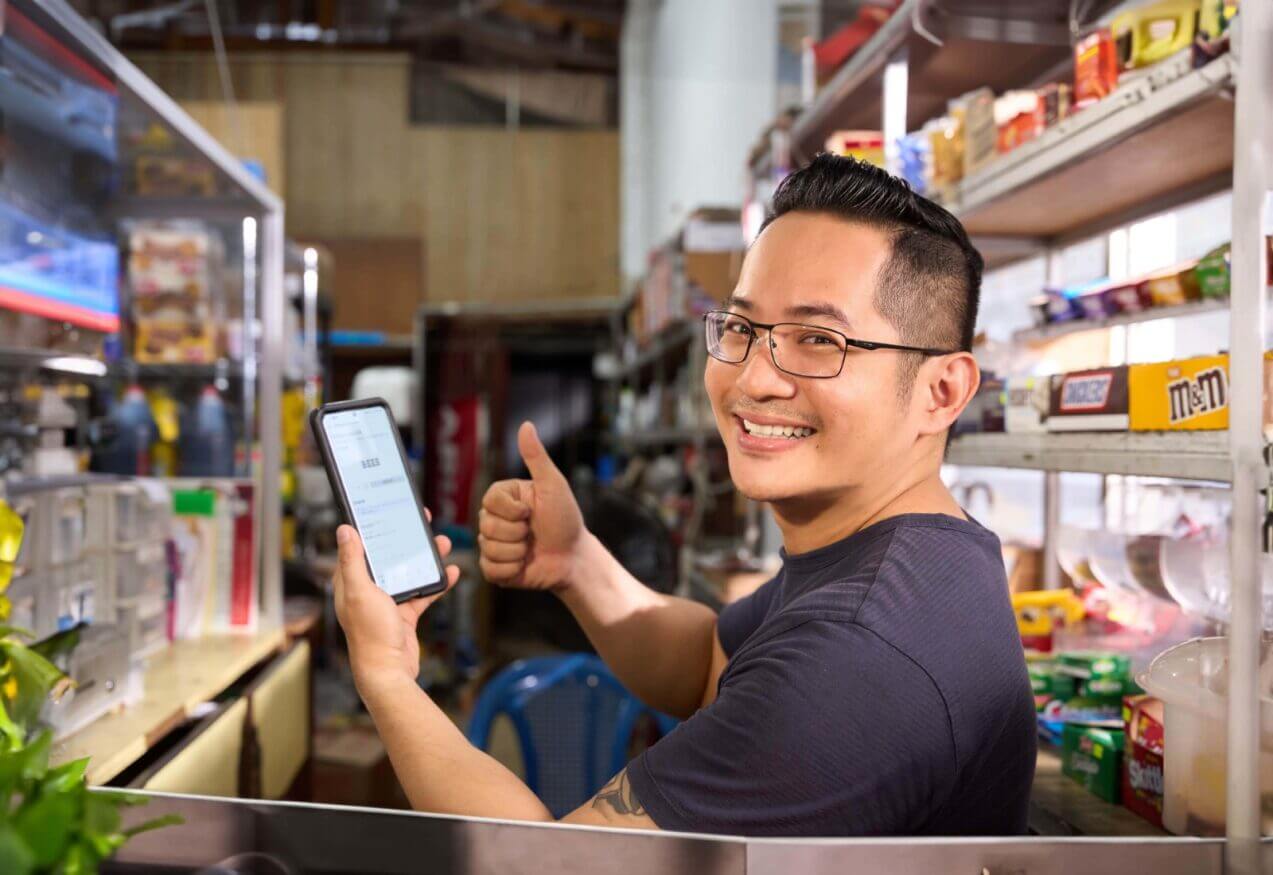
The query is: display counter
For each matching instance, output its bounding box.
[100,789,1224,875]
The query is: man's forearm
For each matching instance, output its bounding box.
[358,675,552,821]
[558,533,717,719]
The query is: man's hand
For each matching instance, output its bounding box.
[478,421,588,592]
[333,514,461,695]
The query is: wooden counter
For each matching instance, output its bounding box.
[1030,746,1166,837]
[51,630,287,785]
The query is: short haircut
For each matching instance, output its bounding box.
[759,154,983,391]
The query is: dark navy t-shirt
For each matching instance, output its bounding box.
[626,513,1037,837]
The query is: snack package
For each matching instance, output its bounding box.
[1063,723,1126,803]
[1074,29,1120,105]
[1112,0,1200,70]
[1122,694,1165,828]
[1127,353,1273,431]
[1194,244,1230,298]
[1047,367,1131,431]
[1138,261,1201,307]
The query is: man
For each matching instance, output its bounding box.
[333,154,1036,836]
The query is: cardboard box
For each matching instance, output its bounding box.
[1129,352,1273,432]
[1062,723,1125,804]
[312,723,410,810]
[1047,367,1130,431]
[1122,694,1165,828]
[683,250,741,304]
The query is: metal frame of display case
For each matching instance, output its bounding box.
[747,0,1272,869]
[30,0,287,629]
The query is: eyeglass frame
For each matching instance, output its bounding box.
[702,309,958,380]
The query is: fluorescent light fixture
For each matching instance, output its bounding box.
[43,356,107,377]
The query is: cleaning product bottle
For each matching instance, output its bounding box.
[148,387,180,477]
[93,385,156,475]
[179,386,235,477]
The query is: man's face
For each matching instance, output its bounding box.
[704,212,921,507]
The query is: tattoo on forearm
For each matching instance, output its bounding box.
[592,770,646,817]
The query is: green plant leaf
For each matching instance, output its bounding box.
[1,642,66,730]
[16,730,50,782]
[0,696,24,750]
[30,627,81,665]
[0,625,33,641]
[82,790,121,837]
[121,813,184,839]
[12,790,75,867]
[0,822,35,875]
[40,757,88,796]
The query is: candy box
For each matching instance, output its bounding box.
[1063,723,1125,803]
[1047,367,1130,431]
[1005,377,1050,434]
[1122,694,1165,828]
[1194,244,1230,299]
[1137,262,1200,308]
[1126,353,1273,432]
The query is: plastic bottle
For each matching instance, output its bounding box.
[93,385,157,475]
[178,386,235,477]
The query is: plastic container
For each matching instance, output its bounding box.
[6,570,44,638]
[1138,637,1273,836]
[94,386,157,476]
[178,386,235,477]
[39,487,88,567]
[118,591,168,658]
[45,556,112,633]
[112,540,167,602]
[1159,534,1273,629]
[42,624,139,741]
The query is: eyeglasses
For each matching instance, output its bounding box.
[703,310,956,379]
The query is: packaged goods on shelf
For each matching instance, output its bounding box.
[133,154,217,198]
[1112,0,1200,71]
[128,224,225,364]
[1047,366,1130,431]
[1004,377,1050,433]
[1138,260,1201,307]
[1014,589,1085,652]
[823,130,885,168]
[1194,244,1230,298]
[1139,637,1273,836]
[952,89,996,177]
[896,131,932,195]
[1074,29,1120,105]
[170,480,257,638]
[1038,83,1073,128]
[682,208,744,306]
[1128,352,1273,432]
[953,376,1005,434]
[1123,694,1166,828]
[994,90,1043,155]
[1028,655,1078,710]
[926,116,962,197]
[1062,723,1126,803]
[1059,651,1136,698]
[1199,0,1238,42]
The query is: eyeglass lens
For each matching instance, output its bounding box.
[706,312,846,378]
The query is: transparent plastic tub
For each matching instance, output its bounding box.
[112,540,167,601]
[40,486,87,567]
[1159,533,1273,629]
[118,591,169,658]
[1138,637,1273,836]
[41,556,111,634]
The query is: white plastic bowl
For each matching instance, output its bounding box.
[1138,637,1273,835]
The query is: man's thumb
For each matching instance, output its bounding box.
[518,421,565,486]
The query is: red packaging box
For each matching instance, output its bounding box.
[1122,694,1165,828]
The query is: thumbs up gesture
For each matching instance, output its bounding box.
[478,421,587,592]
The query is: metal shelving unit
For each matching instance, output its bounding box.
[22,0,287,629]
[1012,298,1229,344]
[947,431,1230,482]
[748,0,1270,865]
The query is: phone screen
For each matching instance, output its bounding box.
[321,405,441,598]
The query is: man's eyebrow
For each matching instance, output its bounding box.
[722,294,752,310]
[786,302,853,331]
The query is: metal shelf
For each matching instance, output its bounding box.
[614,320,697,381]
[946,431,1230,481]
[954,53,1237,242]
[750,0,1121,177]
[1012,298,1229,343]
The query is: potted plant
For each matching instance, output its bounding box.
[0,499,179,873]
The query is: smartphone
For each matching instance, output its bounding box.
[310,398,447,602]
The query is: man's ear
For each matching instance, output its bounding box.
[916,352,980,437]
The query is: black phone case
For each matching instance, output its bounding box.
[309,397,448,603]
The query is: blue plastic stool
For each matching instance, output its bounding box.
[467,654,678,817]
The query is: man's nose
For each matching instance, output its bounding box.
[736,334,797,400]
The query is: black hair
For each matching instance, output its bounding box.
[760,154,983,386]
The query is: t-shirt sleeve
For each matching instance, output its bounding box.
[715,575,780,656]
[625,620,957,836]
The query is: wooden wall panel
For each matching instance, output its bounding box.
[180,101,285,194]
[130,52,619,306]
[303,237,425,333]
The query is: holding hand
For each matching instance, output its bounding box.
[333,511,461,694]
[478,422,588,592]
